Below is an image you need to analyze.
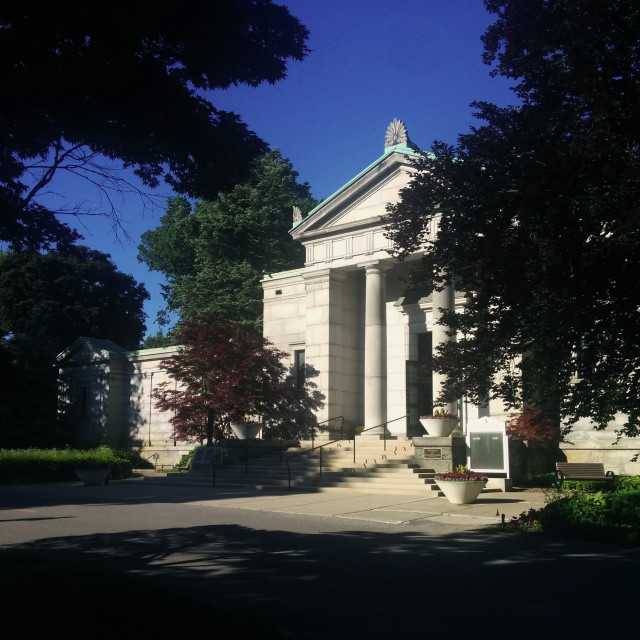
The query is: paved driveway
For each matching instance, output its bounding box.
[1,481,637,638]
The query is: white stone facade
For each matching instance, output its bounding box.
[263,137,494,439]
[57,338,192,465]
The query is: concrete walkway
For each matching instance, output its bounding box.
[174,484,549,530]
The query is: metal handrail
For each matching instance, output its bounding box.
[211,441,252,486]
[285,415,407,490]
[211,449,225,487]
[208,416,345,488]
[212,438,287,485]
[143,452,160,470]
[309,415,344,448]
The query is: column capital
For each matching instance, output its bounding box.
[301,267,348,285]
[357,259,393,273]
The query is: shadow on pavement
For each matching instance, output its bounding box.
[4,518,638,639]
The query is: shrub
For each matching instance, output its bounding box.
[510,507,543,532]
[534,486,640,544]
[0,447,134,484]
[513,472,556,488]
[176,448,197,470]
[561,479,616,492]
[615,475,640,491]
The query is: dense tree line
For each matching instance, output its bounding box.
[139,149,316,337]
[0,0,309,445]
[0,0,309,249]
[0,247,148,445]
[386,0,640,438]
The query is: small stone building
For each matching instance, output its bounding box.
[57,337,191,465]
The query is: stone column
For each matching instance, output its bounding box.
[432,276,456,415]
[361,262,388,437]
[303,268,347,435]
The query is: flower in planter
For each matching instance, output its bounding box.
[435,464,487,482]
[420,408,458,419]
[233,414,262,425]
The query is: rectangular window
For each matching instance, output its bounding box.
[294,350,306,390]
[80,386,88,417]
[417,333,433,417]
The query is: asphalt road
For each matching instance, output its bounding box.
[1,481,637,639]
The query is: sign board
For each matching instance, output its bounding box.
[466,417,509,476]
[423,448,442,460]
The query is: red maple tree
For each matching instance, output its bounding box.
[506,404,559,444]
[153,318,323,445]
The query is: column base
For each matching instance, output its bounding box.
[358,430,394,440]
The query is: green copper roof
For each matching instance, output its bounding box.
[125,345,180,358]
[291,142,423,231]
[261,267,306,282]
[78,337,129,355]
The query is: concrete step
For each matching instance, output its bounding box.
[147,474,436,495]
[143,438,438,496]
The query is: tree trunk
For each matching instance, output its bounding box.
[206,409,215,446]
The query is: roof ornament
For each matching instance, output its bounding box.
[292,206,302,223]
[385,118,409,148]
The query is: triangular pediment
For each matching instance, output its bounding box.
[292,145,419,242]
[57,337,128,365]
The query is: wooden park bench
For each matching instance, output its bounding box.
[178,457,193,473]
[555,462,614,490]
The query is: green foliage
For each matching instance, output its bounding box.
[0,246,148,445]
[511,508,543,533]
[152,318,324,445]
[142,330,177,349]
[512,473,556,489]
[515,479,640,544]
[0,447,135,484]
[561,480,615,493]
[139,150,316,332]
[615,475,640,491]
[0,246,148,350]
[0,1,309,249]
[385,0,640,437]
[176,448,197,470]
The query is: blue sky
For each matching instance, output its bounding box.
[63,1,516,339]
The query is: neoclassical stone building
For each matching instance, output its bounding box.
[57,120,639,474]
[262,120,492,439]
[262,120,640,473]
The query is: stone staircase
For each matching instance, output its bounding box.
[144,439,441,496]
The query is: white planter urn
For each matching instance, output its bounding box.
[437,479,487,504]
[419,417,458,437]
[74,467,111,486]
[230,422,262,439]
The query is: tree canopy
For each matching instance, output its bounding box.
[0,246,148,444]
[385,0,640,438]
[0,0,309,249]
[138,149,315,335]
[152,318,324,445]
